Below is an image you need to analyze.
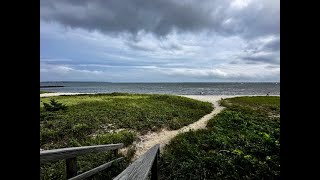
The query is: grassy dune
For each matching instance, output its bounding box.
[40,93,213,179]
[160,96,280,179]
[40,93,212,149]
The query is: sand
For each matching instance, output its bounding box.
[40,92,95,97]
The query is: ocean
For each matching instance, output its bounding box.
[40,82,280,95]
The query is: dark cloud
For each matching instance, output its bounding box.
[126,43,155,52]
[238,36,280,64]
[238,48,279,64]
[241,54,279,64]
[263,38,280,51]
[40,0,279,39]
[41,0,214,36]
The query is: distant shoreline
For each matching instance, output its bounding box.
[40,81,279,84]
[40,92,280,98]
[40,86,65,88]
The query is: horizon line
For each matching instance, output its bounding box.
[40,81,280,83]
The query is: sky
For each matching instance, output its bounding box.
[40,0,280,82]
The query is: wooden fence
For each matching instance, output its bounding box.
[40,143,160,180]
[114,144,160,180]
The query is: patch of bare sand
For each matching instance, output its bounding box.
[40,92,95,97]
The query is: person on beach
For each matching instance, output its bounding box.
[200,91,204,95]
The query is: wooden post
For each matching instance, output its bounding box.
[113,149,118,158]
[151,150,159,180]
[66,157,77,179]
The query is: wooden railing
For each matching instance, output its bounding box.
[40,143,124,179]
[40,143,160,180]
[114,144,160,180]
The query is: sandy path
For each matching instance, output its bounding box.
[127,95,245,160]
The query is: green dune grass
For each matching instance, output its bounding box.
[40,93,213,179]
[160,96,280,179]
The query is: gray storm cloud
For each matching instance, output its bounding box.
[40,0,279,39]
[238,36,280,64]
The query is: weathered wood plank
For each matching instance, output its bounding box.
[40,143,124,164]
[68,157,124,180]
[113,144,160,180]
[150,150,159,180]
[66,157,78,178]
